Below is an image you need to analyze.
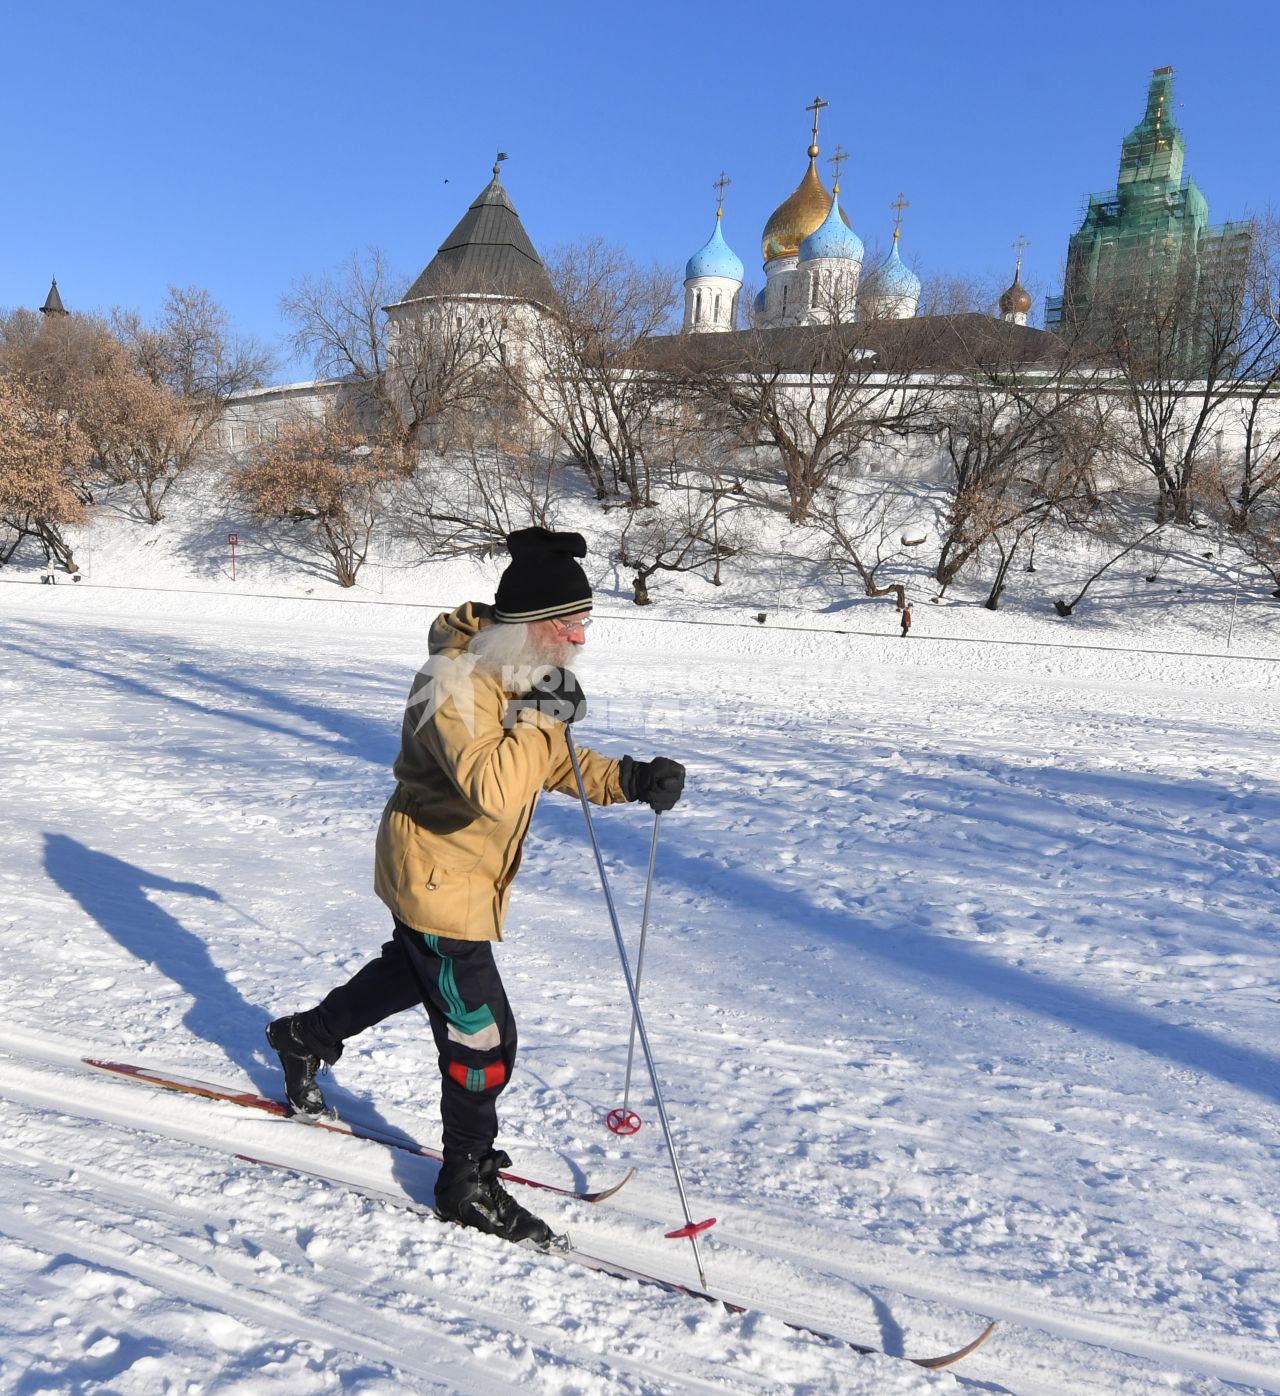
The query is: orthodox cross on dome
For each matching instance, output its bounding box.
[492,150,508,178]
[713,170,731,219]
[890,192,911,244]
[805,95,828,157]
[1012,234,1029,278]
[828,144,848,195]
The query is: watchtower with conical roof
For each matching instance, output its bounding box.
[383,156,557,426]
[40,278,68,316]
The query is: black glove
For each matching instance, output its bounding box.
[509,666,587,727]
[620,756,686,811]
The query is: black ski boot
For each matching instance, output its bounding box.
[265,1016,331,1118]
[435,1150,565,1251]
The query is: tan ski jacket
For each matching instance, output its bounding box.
[374,602,625,940]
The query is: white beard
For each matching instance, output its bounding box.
[467,623,582,692]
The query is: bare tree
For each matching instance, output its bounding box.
[914,272,998,319]
[1082,214,1280,526]
[928,322,1115,599]
[6,299,263,522]
[76,344,215,523]
[682,291,935,526]
[0,376,91,571]
[393,393,566,557]
[612,477,739,605]
[810,478,927,609]
[0,307,45,365]
[2,311,121,425]
[1228,515,1280,597]
[387,294,513,453]
[510,238,679,505]
[231,411,405,587]
[114,285,275,402]
[282,251,501,452]
[281,248,396,386]
[1052,519,1166,616]
[1208,384,1280,535]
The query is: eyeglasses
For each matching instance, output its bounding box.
[552,616,592,636]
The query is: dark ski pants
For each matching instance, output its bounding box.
[292,919,517,1183]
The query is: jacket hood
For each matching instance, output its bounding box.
[428,601,494,657]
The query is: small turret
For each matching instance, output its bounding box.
[796,148,864,324]
[999,238,1033,326]
[682,173,744,334]
[40,278,68,316]
[859,196,921,321]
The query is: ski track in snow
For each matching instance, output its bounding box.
[1,587,1278,1395]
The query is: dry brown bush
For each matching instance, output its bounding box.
[231,413,406,587]
[0,377,92,570]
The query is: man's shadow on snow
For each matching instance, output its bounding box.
[41,833,278,1089]
[41,834,442,1196]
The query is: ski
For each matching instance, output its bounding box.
[236,1148,996,1372]
[81,1057,633,1204]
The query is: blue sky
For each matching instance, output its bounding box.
[1,0,1274,376]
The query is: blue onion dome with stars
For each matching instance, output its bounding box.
[685,215,745,283]
[798,190,864,264]
[873,236,921,297]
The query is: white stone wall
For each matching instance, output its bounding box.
[215,380,341,456]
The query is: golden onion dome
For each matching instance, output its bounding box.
[761,148,852,262]
[999,272,1033,315]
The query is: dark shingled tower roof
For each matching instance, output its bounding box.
[399,163,556,308]
[40,278,68,315]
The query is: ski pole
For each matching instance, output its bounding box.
[607,809,661,1137]
[565,731,714,1287]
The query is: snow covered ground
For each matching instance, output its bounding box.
[1,521,1278,1392]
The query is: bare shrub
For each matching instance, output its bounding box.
[393,397,566,557]
[231,412,406,587]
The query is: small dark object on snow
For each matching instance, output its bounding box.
[266,1016,331,1117]
[755,612,766,624]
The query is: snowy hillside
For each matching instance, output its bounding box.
[1,494,1278,1394]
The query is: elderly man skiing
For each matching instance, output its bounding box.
[266,528,685,1249]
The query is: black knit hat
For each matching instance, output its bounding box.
[494,527,593,623]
